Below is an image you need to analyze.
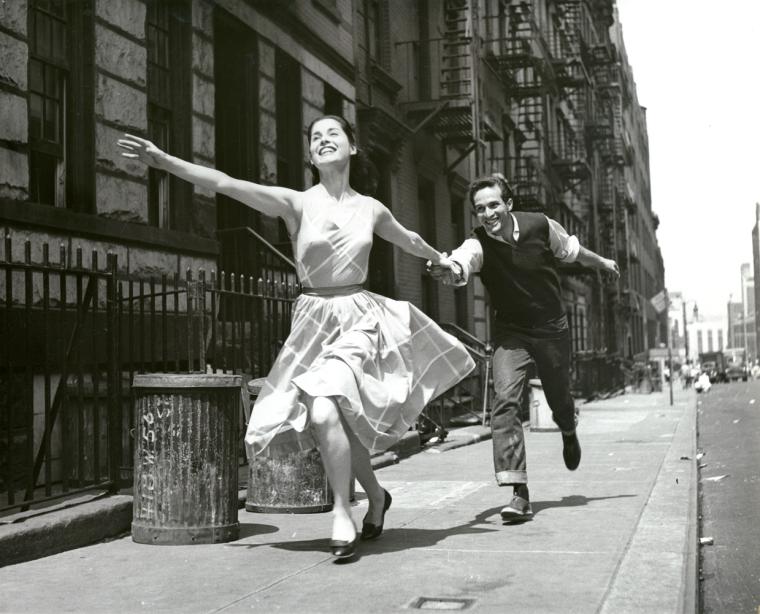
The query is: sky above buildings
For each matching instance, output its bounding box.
[615,0,760,318]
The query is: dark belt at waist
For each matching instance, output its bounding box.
[301,284,364,297]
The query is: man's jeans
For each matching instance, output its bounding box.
[491,320,577,486]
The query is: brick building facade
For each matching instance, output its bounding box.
[0,0,665,387]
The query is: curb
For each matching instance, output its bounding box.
[599,395,698,613]
[0,494,132,568]
[423,425,492,454]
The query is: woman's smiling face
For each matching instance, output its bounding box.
[309,118,356,170]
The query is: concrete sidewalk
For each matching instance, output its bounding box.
[0,388,697,614]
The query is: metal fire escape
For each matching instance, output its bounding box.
[484,0,557,212]
[548,0,592,193]
[397,0,505,176]
[568,0,634,354]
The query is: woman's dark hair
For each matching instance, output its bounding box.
[307,115,377,196]
[467,173,514,207]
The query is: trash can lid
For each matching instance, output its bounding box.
[247,377,267,395]
[133,373,243,389]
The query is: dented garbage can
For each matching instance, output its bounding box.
[245,378,353,513]
[132,373,242,544]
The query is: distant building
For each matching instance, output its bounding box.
[728,263,756,359]
[752,203,760,359]
[689,317,728,364]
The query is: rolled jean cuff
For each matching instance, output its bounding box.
[495,470,527,485]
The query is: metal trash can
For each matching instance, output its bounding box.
[247,425,335,513]
[245,379,353,513]
[132,373,242,544]
[528,378,558,432]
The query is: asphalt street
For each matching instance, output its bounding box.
[697,380,760,613]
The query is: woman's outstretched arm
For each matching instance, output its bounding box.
[118,134,300,230]
[372,200,448,264]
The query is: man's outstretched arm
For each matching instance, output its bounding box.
[575,245,620,277]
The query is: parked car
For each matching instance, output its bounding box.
[723,347,749,382]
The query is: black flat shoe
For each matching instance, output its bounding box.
[329,535,358,559]
[361,489,392,540]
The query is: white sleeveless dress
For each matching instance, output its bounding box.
[244,185,475,454]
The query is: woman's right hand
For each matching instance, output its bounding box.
[117,134,167,169]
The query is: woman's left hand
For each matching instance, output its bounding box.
[602,258,620,278]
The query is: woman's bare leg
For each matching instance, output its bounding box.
[341,418,387,526]
[309,395,355,541]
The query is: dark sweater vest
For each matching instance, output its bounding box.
[475,212,564,328]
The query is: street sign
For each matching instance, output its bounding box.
[650,289,667,314]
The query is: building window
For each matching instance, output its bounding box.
[28,0,94,211]
[147,1,171,227]
[324,83,343,117]
[366,0,383,64]
[275,50,303,193]
[569,298,586,353]
[146,0,191,229]
[28,1,68,207]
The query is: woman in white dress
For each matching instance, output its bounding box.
[118,116,475,559]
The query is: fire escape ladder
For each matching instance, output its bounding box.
[441,0,473,101]
[513,96,550,212]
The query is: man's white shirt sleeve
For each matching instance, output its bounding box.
[546,217,580,263]
[449,238,484,286]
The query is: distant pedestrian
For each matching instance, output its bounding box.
[695,371,712,393]
[428,173,619,522]
[680,363,692,389]
[118,116,475,560]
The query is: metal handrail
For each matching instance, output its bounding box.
[440,322,491,358]
[216,226,296,270]
[439,322,492,427]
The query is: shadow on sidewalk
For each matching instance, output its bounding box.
[530,494,637,516]
[238,522,281,539]
[227,496,635,561]
[226,505,537,562]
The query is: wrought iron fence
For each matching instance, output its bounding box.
[1,234,298,515]
[1,236,121,513]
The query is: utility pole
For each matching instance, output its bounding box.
[682,298,689,363]
[742,275,749,353]
[666,290,673,406]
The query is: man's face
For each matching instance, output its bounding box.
[472,185,512,235]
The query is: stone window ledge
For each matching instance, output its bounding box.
[0,200,219,257]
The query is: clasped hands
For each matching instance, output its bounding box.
[426,253,462,287]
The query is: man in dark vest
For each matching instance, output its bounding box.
[429,173,619,522]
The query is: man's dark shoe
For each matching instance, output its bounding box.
[562,431,581,470]
[500,495,533,522]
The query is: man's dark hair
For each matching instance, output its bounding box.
[467,173,514,206]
